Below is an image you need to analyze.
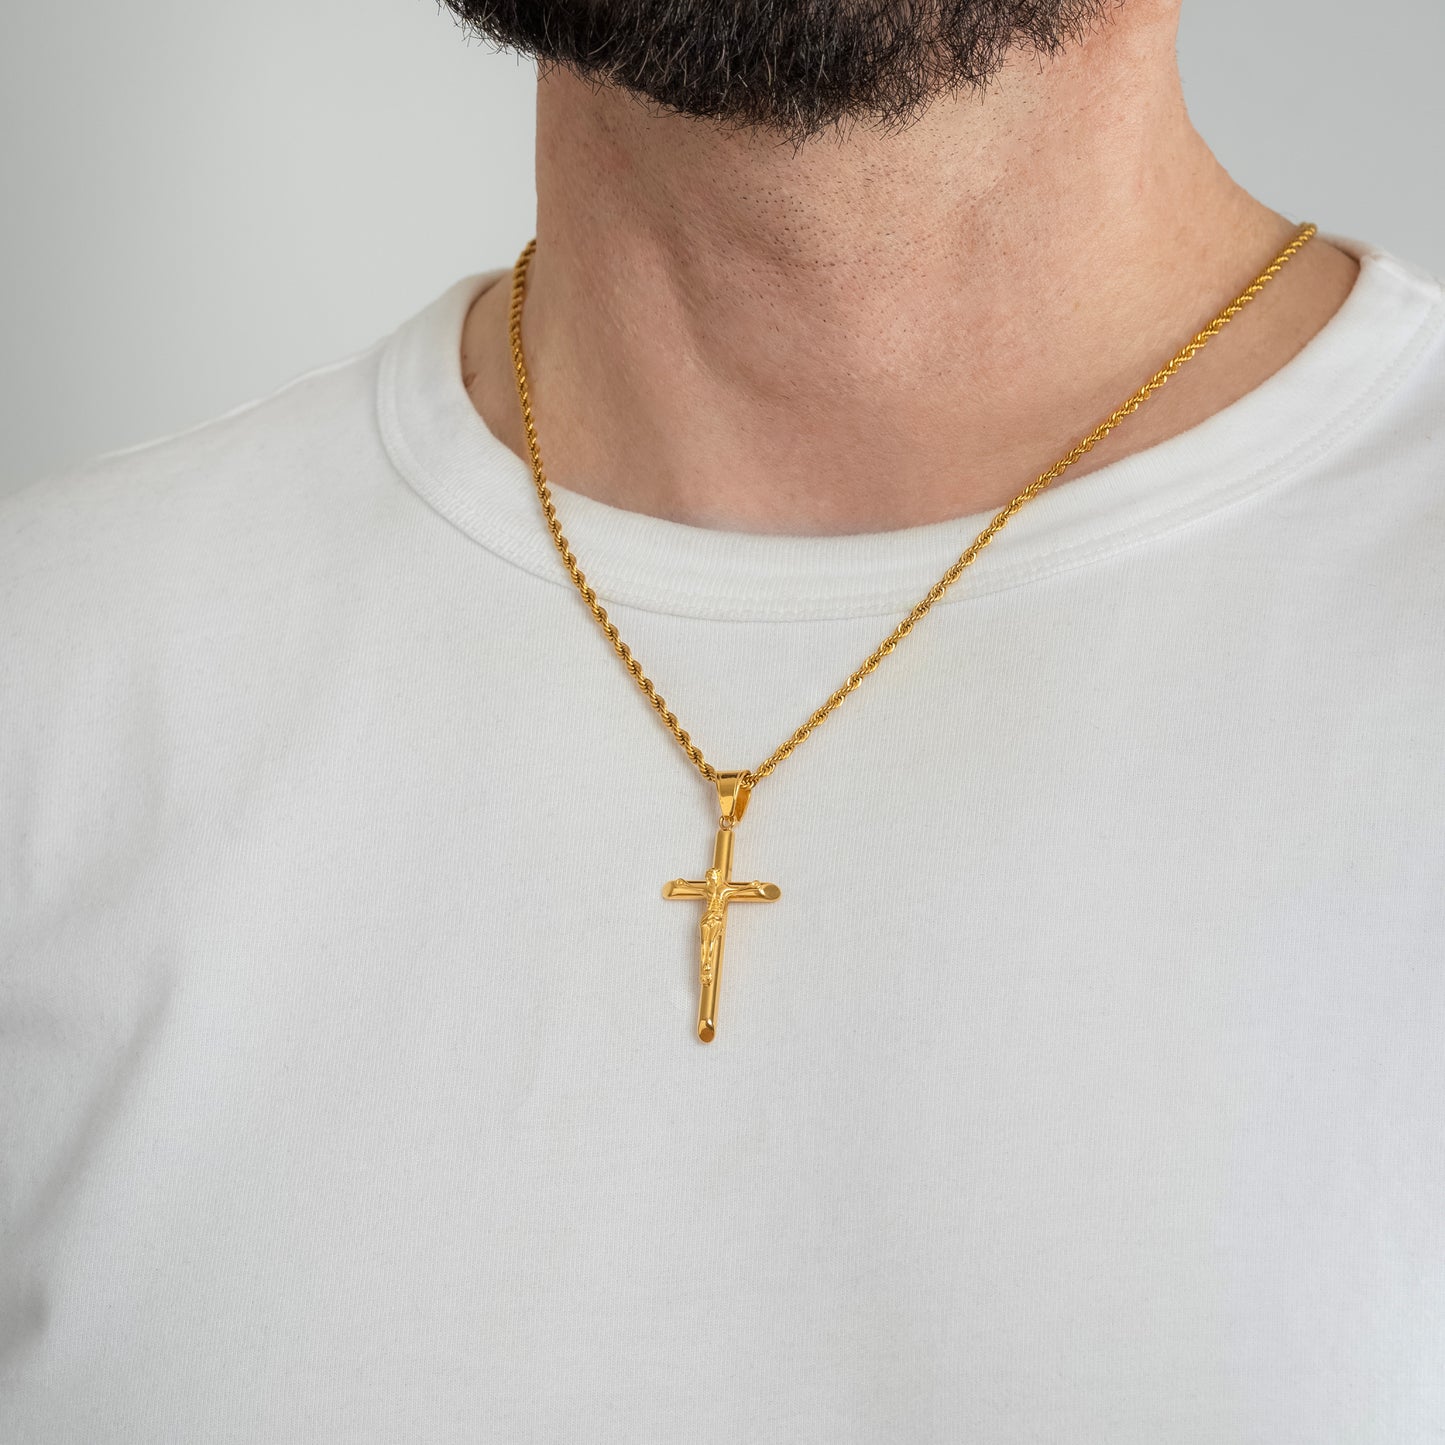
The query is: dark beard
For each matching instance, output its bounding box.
[440,0,1115,148]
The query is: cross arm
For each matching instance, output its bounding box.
[724,881,782,903]
[663,878,709,900]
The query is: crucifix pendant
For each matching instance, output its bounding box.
[662,771,781,1043]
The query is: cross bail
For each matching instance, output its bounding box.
[716,770,753,828]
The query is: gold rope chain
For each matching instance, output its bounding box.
[508,223,1317,799]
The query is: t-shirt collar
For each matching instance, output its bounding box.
[377,235,1442,622]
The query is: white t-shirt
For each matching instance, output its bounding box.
[3,235,1444,1444]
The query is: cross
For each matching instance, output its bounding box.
[663,772,780,1043]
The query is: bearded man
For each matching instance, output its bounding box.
[2,1,1442,1440]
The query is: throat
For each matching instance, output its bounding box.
[462,223,1357,538]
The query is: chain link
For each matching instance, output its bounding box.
[508,223,1317,796]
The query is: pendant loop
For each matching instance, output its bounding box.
[715,770,753,826]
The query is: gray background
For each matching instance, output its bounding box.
[2,0,1441,493]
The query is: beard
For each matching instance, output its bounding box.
[441,0,1115,147]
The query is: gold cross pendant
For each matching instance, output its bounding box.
[663,771,781,1043]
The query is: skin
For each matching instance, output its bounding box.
[460,0,1359,535]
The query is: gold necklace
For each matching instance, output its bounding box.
[507,222,1318,1043]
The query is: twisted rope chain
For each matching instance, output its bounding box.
[508,223,1317,797]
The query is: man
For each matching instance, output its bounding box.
[2,0,1441,1439]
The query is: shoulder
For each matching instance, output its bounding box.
[0,338,389,620]
[0,330,437,789]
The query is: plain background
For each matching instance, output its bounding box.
[1,0,1441,495]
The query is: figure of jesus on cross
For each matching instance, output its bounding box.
[663,773,780,1043]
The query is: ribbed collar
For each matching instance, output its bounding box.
[377,235,1442,622]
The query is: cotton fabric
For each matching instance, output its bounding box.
[2,236,1444,1442]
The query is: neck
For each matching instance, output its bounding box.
[463,4,1356,535]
